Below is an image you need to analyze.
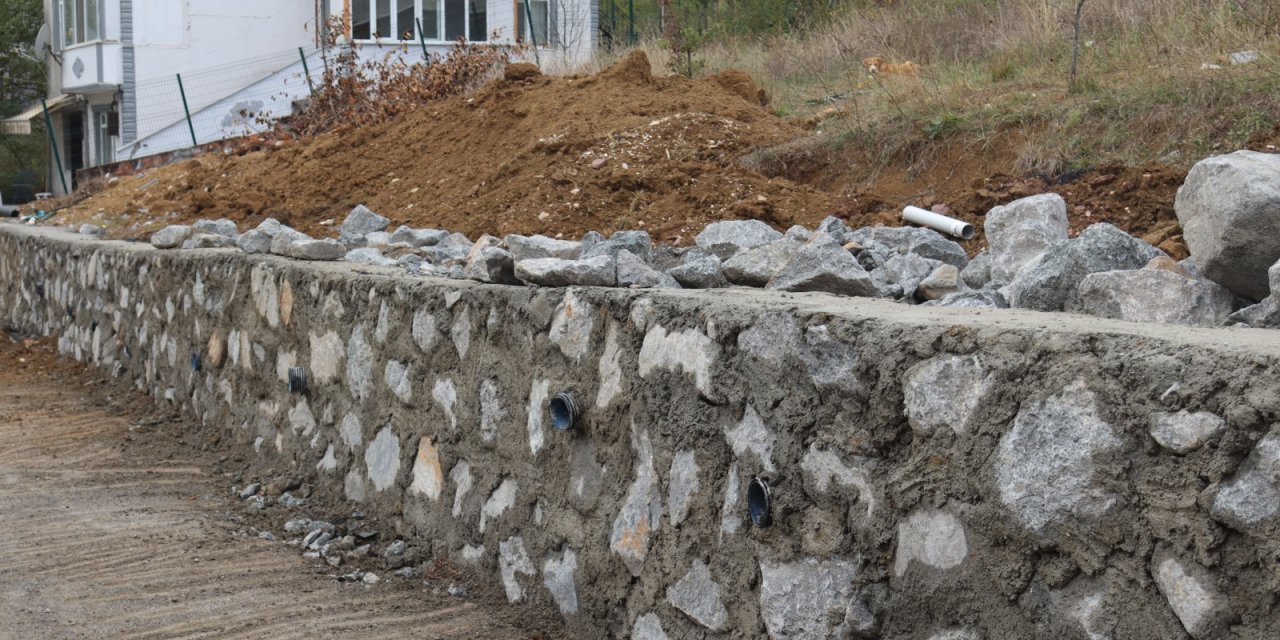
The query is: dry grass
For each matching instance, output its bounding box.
[574,0,1280,183]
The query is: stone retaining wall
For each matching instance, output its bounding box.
[4,222,1280,639]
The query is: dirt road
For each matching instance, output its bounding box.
[0,335,563,639]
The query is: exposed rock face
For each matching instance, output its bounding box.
[1175,150,1280,299]
[1006,222,1163,311]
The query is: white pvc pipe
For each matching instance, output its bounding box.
[902,205,975,240]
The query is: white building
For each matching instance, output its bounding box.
[3,0,598,196]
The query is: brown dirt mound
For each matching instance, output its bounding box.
[62,51,827,243]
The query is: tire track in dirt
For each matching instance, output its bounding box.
[0,362,560,639]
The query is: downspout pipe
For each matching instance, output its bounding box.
[902,205,975,240]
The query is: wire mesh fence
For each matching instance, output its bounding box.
[125,46,323,159]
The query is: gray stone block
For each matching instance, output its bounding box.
[667,255,727,289]
[514,255,617,287]
[192,218,239,238]
[695,219,783,260]
[984,193,1068,285]
[339,204,389,245]
[505,234,582,261]
[1175,150,1280,299]
[767,233,881,297]
[344,247,397,266]
[1077,268,1234,327]
[464,246,519,284]
[666,561,728,630]
[617,250,679,288]
[1006,222,1163,312]
[722,239,800,287]
[286,238,346,261]
[149,225,191,249]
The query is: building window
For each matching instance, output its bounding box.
[351,0,486,42]
[516,0,548,46]
[59,0,101,48]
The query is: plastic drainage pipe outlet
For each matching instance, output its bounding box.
[748,477,772,528]
[549,392,580,430]
[902,205,975,240]
[190,353,201,372]
[287,367,307,394]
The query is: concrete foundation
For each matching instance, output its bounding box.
[4,222,1280,639]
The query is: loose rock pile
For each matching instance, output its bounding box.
[120,149,1280,329]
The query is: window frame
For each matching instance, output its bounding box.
[58,0,105,49]
[350,0,488,44]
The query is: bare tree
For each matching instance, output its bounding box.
[1069,0,1087,93]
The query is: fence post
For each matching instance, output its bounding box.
[415,17,430,61]
[628,0,635,45]
[40,98,69,195]
[176,74,198,148]
[299,47,315,95]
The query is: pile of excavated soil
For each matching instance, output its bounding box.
[61,51,829,244]
[55,50,1254,258]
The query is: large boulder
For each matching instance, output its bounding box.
[984,193,1069,286]
[150,225,191,249]
[505,234,582,261]
[722,239,800,287]
[667,255,728,289]
[766,232,881,297]
[1077,268,1234,327]
[514,255,616,287]
[1175,150,1280,300]
[617,250,680,288]
[582,230,653,264]
[1006,223,1164,311]
[695,220,783,260]
[339,204,390,245]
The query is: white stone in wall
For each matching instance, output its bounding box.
[249,265,280,328]
[638,324,717,398]
[322,290,345,318]
[288,398,316,437]
[1153,552,1227,639]
[434,378,458,431]
[451,306,471,360]
[631,613,669,640]
[719,461,741,541]
[275,348,297,383]
[384,359,413,404]
[365,427,402,492]
[375,301,392,343]
[893,508,969,577]
[409,436,444,501]
[480,379,505,444]
[239,332,252,372]
[346,326,374,400]
[595,321,623,410]
[759,557,859,640]
[317,444,338,472]
[548,290,595,362]
[344,467,368,502]
[610,424,663,576]
[667,450,699,527]
[666,560,728,630]
[340,412,363,449]
[929,630,982,640]
[218,379,233,406]
[1211,448,1280,530]
[498,536,536,603]
[903,354,994,436]
[541,547,579,615]
[724,405,776,472]
[309,331,344,383]
[1150,410,1226,455]
[451,460,473,518]
[165,297,175,323]
[460,543,484,563]
[527,379,550,456]
[480,478,519,533]
[278,279,293,326]
[799,444,876,517]
[995,379,1122,533]
[411,309,438,353]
